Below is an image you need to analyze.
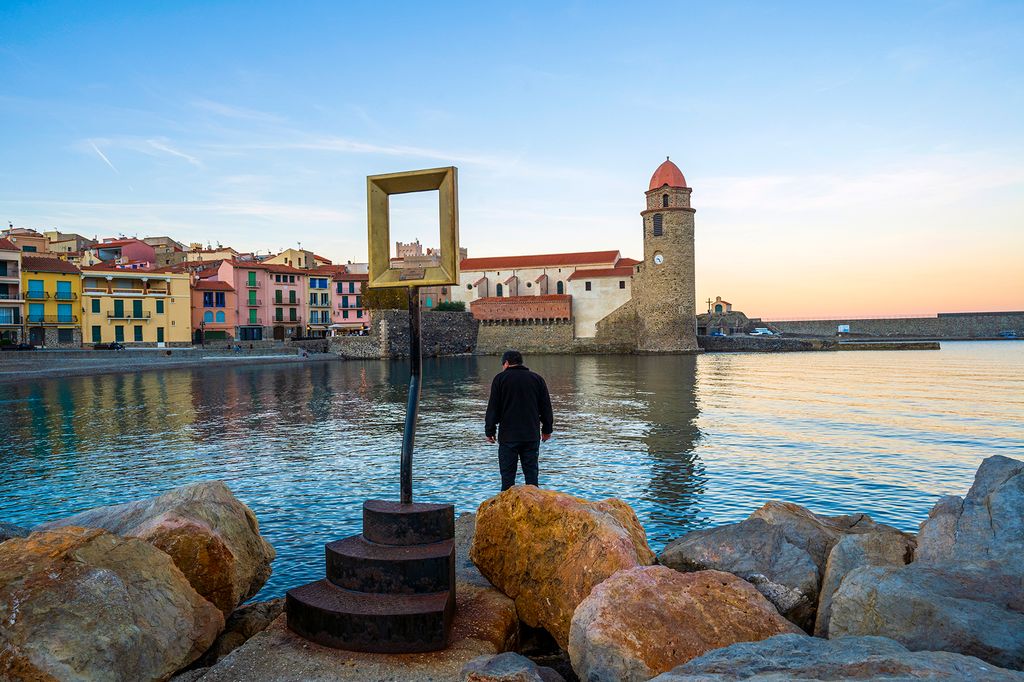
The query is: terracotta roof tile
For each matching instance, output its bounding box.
[21,256,81,274]
[194,280,235,291]
[567,266,635,281]
[460,250,621,271]
[0,238,18,251]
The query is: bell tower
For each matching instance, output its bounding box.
[634,157,698,352]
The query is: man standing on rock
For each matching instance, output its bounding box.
[485,350,554,490]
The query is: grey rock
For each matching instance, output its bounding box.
[651,633,1024,681]
[659,502,897,630]
[194,597,286,667]
[917,455,1024,564]
[814,530,915,637]
[0,521,28,543]
[462,652,565,681]
[829,562,1024,670]
[457,511,494,589]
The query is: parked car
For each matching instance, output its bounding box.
[0,343,36,351]
[710,330,726,337]
[749,328,775,336]
[95,342,126,351]
[998,330,1018,339]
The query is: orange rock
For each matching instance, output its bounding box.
[37,481,275,615]
[470,486,654,648]
[569,566,803,682]
[0,527,223,681]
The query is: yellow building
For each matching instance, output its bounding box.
[22,256,84,347]
[81,267,191,346]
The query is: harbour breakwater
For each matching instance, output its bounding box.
[2,455,1021,681]
[769,310,1024,339]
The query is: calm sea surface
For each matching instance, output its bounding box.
[1,342,1022,600]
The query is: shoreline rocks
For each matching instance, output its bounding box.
[568,566,801,682]
[0,526,223,681]
[0,521,28,543]
[36,480,276,615]
[470,486,655,649]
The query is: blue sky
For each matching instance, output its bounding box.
[2,1,1022,316]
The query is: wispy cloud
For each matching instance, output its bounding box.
[79,136,204,168]
[192,98,284,123]
[89,141,119,174]
[145,139,203,167]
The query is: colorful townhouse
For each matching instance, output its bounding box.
[81,265,191,346]
[191,278,237,344]
[0,238,23,344]
[332,269,369,334]
[22,256,83,347]
[216,260,307,341]
[306,268,333,338]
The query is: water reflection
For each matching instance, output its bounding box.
[2,342,1021,600]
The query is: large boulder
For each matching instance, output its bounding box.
[470,486,654,648]
[829,561,1024,670]
[569,566,801,682]
[658,501,900,630]
[651,633,1024,681]
[0,526,223,682]
[462,652,565,681]
[814,529,915,637]
[917,455,1024,564]
[193,598,285,668]
[37,480,275,614]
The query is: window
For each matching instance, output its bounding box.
[115,326,124,342]
[248,290,257,306]
[57,304,72,323]
[23,245,36,252]
[215,311,225,323]
[92,326,101,343]
[204,311,214,323]
[215,292,225,307]
[585,282,592,291]
[157,327,164,343]
[653,214,663,236]
[337,282,343,294]
[619,281,626,289]
[55,281,72,300]
[289,291,296,304]
[342,309,349,319]
[247,271,257,286]
[155,300,164,314]
[275,274,282,282]
[349,281,355,293]
[249,309,257,324]
[58,328,74,344]
[275,290,283,304]
[276,307,283,321]
[289,275,295,283]
[425,297,433,308]
[342,296,349,309]
[27,279,44,299]
[355,295,361,308]
[662,194,669,207]
[203,292,214,307]
[321,293,329,306]
[132,300,143,318]
[91,298,100,314]
[496,283,503,297]
[289,308,296,322]
[134,325,143,342]
[28,303,44,323]
[556,281,564,295]
[113,300,124,318]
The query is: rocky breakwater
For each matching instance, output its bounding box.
[470,486,655,650]
[658,500,914,631]
[829,454,1024,669]
[1,482,277,681]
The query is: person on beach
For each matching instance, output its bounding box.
[485,350,554,490]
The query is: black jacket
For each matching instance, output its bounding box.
[485,365,554,443]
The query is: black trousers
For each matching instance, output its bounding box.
[498,440,540,490]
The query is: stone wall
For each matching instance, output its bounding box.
[27,327,82,349]
[770,311,1024,339]
[329,335,381,359]
[593,299,639,351]
[376,309,478,358]
[476,319,574,355]
[469,295,572,321]
[698,336,838,352]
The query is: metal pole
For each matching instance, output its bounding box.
[400,286,422,504]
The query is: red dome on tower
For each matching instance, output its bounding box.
[648,157,687,190]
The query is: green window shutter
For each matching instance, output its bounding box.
[249,309,257,324]
[91,298,100,313]
[134,325,143,342]
[115,326,124,342]
[289,308,296,322]
[356,296,361,308]
[132,300,143,318]
[289,291,296,304]
[114,300,124,317]
[343,309,349,319]
[248,271,256,286]
[248,290,257,306]
[157,327,164,343]
[156,300,164,314]
[91,326,101,343]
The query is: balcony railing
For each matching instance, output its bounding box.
[108,311,152,320]
[0,314,22,325]
[246,280,262,288]
[244,317,263,325]
[273,316,302,324]
[0,292,23,301]
[274,298,300,306]
[0,265,18,278]
[246,299,263,307]
[24,291,48,300]
[27,314,79,325]
[54,292,78,301]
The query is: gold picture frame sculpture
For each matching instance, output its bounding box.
[366,166,459,289]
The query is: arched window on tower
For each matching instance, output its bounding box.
[556,281,564,295]
[653,213,663,236]
[496,283,503,298]
[662,194,669,207]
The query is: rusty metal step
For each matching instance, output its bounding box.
[362,499,454,546]
[286,579,454,653]
[326,535,454,594]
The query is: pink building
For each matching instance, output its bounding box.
[91,238,158,265]
[216,260,307,341]
[332,270,368,334]
[191,278,237,344]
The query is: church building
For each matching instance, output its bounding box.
[453,158,698,352]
